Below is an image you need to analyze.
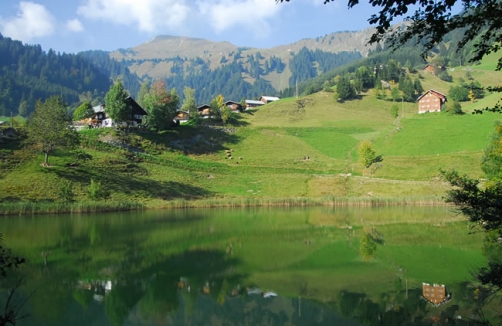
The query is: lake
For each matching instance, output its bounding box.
[0,206,496,325]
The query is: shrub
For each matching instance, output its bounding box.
[59,181,75,202]
[87,178,109,201]
[444,101,463,115]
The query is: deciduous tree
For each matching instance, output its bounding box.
[181,87,197,113]
[143,80,179,131]
[358,140,376,168]
[104,79,130,123]
[73,102,94,121]
[336,74,355,100]
[26,96,79,166]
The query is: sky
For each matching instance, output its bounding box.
[0,0,385,54]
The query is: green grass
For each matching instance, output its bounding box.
[374,111,500,156]
[1,65,502,212]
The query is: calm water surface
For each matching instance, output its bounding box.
[0,206,495,325]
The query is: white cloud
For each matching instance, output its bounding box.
[197,0,282,36]
[0,2,55,42]
[77,0,190,32]
[67,19,84,32]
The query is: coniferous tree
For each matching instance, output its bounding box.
[336,74,356,100]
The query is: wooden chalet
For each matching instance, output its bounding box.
[259,96,280,104]
[91,97,148,128]
[245,100,265,109]
[417,89,447,114]
[173,110,190,123]
[225,101,243,112]
[422,283,451,306]
[197,104,211,118]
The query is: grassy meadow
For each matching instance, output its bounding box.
[1,64,502,212]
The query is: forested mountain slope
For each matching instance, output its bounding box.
[0,34,112,116]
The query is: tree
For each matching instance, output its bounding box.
[137,80,150,108]
[104,79,130,124]
[442,170,502,292]
[17,100,29,118]
[73,102,94,121]
[413,78,424,95]
[181,87,197,113]
[336,74,355,100]
[26,96,80,166]
[358,140,376,168]
[449,85,470,102]
[390,87,401,102]
[468,89,476,103]
[0,235,28,326]
[481,122,502,180]
[209,94,224,120]
[143,80,179,131]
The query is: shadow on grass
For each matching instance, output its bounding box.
[117,125,242,155]
[54,167,212,201]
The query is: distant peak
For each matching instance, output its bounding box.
[149,35,205,42]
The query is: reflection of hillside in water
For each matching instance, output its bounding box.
[0,207,498,325]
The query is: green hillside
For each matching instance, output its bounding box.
[1,62,501,211]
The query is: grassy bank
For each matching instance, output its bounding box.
[1,66,501,213]
[0,200,143,216]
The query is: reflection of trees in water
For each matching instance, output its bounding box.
[337,280,501,326]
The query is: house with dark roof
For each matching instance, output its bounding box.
[224,101,243,112]
[173,110,190,123]
[197,104,211,118]
[245,100,265,109]
[417,90,447,113]
[91,97,148,127]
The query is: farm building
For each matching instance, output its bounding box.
[259,96,280,104]
[417,90,447,114]
[197,104,211,118]
[91,97,148,128]
[245,100,265,109]
[225,101,243,112]
[173,110,190,123]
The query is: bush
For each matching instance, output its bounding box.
[390,104,399,118]
[438,71,453,82]
[87,178,109,201]
[444,101,463,115]
[59,181,75,202]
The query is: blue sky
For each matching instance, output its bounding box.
[0,0,385,54]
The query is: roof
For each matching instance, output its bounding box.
[225,101,241,106]
[93,96,148,116]
[197,104,211,111]
[125,96,148,116]
[260,96,280,101]
[245,100,265,105]
[416,89,447,102]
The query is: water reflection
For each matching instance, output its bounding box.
[0,207,498,325]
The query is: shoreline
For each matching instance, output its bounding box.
[0,195,449,216]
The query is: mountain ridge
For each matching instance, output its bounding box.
[109,27,378,92]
